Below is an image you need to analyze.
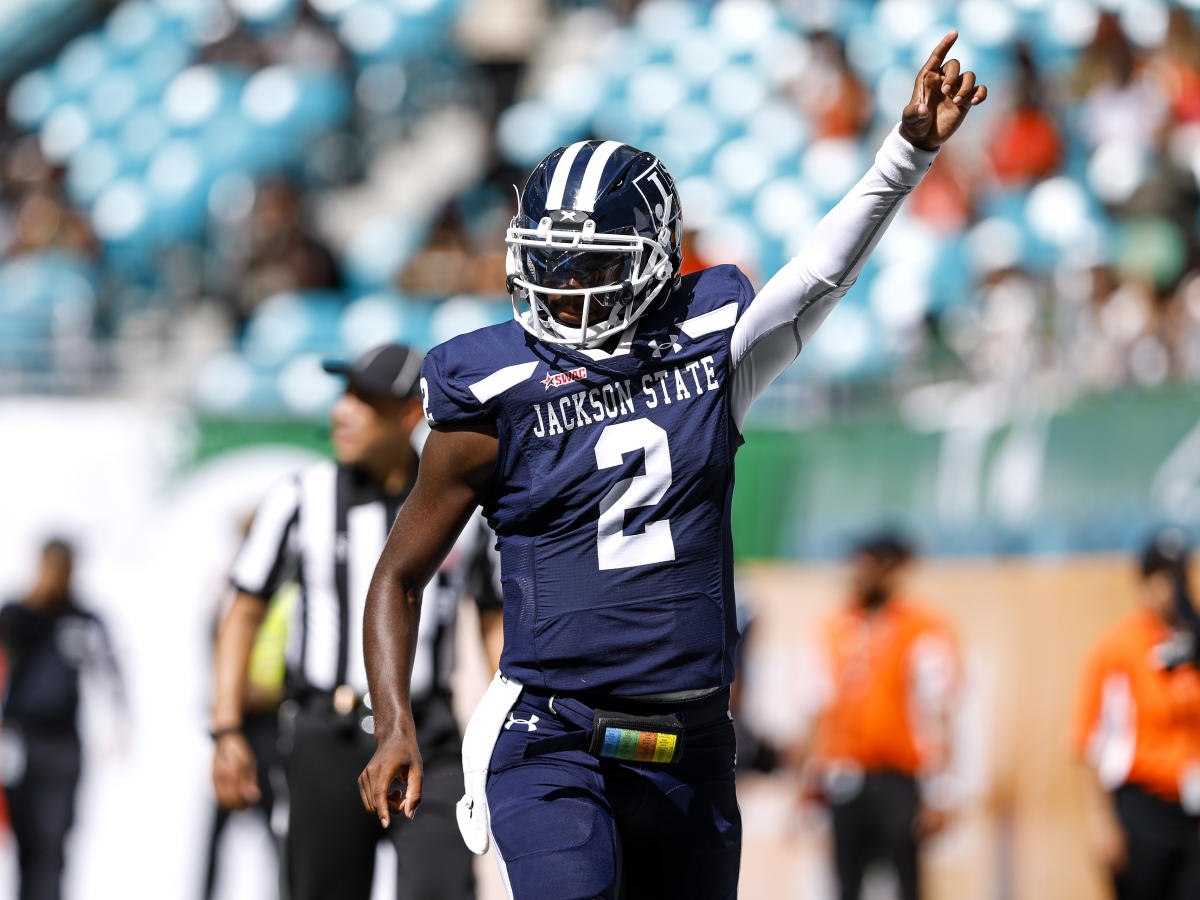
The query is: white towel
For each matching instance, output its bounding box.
[456,671,523,854]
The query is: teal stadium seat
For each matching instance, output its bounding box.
[241,291,348,367]
[340,292,435,353]
[0,255,98,374]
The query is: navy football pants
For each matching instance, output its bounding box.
[486,688,741,900]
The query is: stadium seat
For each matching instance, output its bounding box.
[340,292,434,353]
[277,352,343,415]
[192,349,281,414]
[429,295,509,346]
[241,290,348,367]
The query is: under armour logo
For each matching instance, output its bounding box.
[649,333,682,359]
[505,712,540,732]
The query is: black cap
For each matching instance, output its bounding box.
[1141,527,1191,579]
[851,528,915,564]
[322,344,423,399]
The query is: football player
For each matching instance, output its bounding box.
[358,31,986,899]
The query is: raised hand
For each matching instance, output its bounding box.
[900,30,987,151]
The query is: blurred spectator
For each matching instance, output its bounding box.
[1,135,96,260]
[1073,11,1139,101]
[1146,7,1200,125]
[1167,271,1200,379]
[229,178,341,329]
[909,149,974,233]
[948,267,1045,385]
[1074,13,1167,150]
[0,538,126,900]
[794,31,872,140]
[680,227,719,278]
[1072,529,1200,900]
[986,42,1062,186]
[397,204,480,296]
[4,0,1200,404]
[199,6,346,71]
[1073,267,1163,391]
[789,531,961,900]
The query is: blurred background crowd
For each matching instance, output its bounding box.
[3,0,1200,898]
[6,0,1200,408]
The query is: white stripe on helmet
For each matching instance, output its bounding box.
[574,140,626,212]
[544,141,588,211]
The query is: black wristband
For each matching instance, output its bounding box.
[209,725,242,741]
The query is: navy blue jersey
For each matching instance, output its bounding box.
[422,265,755,695]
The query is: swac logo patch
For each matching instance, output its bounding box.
[505,713,540,732]
[542,367,587,390]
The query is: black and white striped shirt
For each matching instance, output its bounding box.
[229,460,499,699]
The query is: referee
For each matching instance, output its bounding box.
[210,343,498,900]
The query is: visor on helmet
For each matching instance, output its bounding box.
[524,247,634,290]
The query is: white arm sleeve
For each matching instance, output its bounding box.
[228,473,301,598]
[729,125,938,429]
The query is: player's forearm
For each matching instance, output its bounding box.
[727,126,937,426]
[365,424,498,737]
[363,561,426,741]
[212,592,267,730]
[793,124,935,295]
[739,125,935,349]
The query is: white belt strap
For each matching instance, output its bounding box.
[457,671,523,854]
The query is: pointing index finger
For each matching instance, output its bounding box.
[922,30,959,74]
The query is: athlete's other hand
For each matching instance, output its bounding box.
[212,732,261,810]
[900,30,987,151]
[914,803,952,840]
[359,727,423,827]
[1093,814,1128,872]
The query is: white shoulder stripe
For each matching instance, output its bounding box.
[546,142,587,211]
[575,140,625,212]
[678,301,739,338]
[469,361,539,403]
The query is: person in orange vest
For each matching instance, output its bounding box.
[1073,528,1200,900]
[791,531,961,900]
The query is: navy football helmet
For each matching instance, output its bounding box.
[506,140,683,348]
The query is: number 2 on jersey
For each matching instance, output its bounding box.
[594,418,676,570]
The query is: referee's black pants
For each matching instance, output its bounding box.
[4,729,81,900]
[1112,783,1200,900]
[282,691,474,900]
[829,770,920,900]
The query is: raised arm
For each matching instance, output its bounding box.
[729,30,987,428]
[358,423,498,826]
